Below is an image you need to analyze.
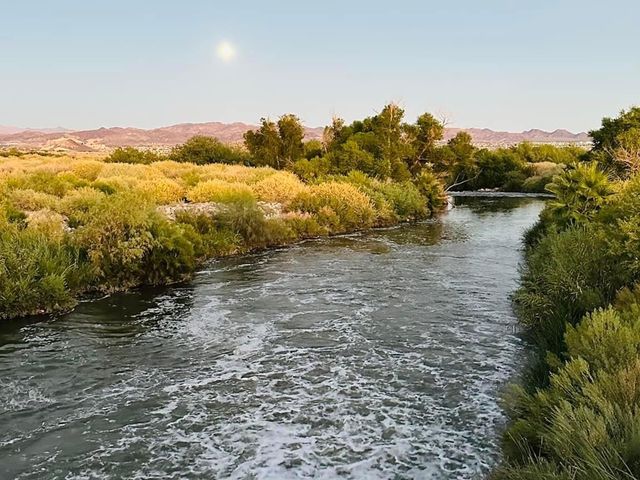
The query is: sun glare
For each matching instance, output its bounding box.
[216,41,237,62]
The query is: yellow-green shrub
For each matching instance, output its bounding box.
[6,171,75,197]
[71,193,156,289]
[187,180,255,204]
[98,162,156,180]
[8,189,61,211]
[198,163,275,184]
[70,160,104,181]
[25,210,68,240]
[291,181,375,232]
[251,171,308,206]
[414,170,447,211]
[151,160,198,179]
[530,161,564,177]
[137,178,186,204]
[90,176,139,195]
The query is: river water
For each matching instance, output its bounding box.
[0,196,544,480]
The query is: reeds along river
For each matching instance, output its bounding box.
[0,196,545,479]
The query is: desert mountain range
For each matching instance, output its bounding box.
[0,122,591,152]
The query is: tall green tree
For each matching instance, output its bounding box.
[243,118,283,168]
[322,117,347,151]
[244,114,305,169]
[446,132,478,188]
[589,107,640,177]
[370,103,413,180]
[326,139,376,176]
[277,114,305,167]
[406,113,444,172]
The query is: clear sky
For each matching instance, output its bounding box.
[2,0,639,132]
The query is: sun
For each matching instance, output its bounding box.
[216,41,237,62]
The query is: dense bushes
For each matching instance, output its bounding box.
[291,182,376,232]
[105,138,253,167]
[170,136,252,165]
[105,147,164,165]
[441,141,584,192]
[496,110,640,479]
[0,152,444,320]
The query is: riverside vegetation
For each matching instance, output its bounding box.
[0,155,447,320]
[0,103,584,321]
[494,106,640,479]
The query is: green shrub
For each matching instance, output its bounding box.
[292,156,332,182]
[521,175,550,193]
[414,169,447,210]
[499,166,640,479]
[175,212,240,257]
[501,298,640,479]
[71,193,157,290]
[170,136,252,165]
[142,219,197,285]
[282,214,324,238]
[0,225,91,319]
[502,170,528,192]
[515,225,626,355]
[0,147,25,158]
[378,181,429,220]
[105,147,164,165]
[214,197,272,246]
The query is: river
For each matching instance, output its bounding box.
[0,196,544,479]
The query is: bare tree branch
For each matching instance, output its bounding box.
[445,170,483,192]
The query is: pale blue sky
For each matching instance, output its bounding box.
[2,0,639,132]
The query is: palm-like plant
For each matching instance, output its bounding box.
[545,162,613,226]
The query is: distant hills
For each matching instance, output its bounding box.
[442,128,590,145]
[0,122,591,152]
[0,126,71,136]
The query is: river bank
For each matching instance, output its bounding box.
[494,168,640,479]
[0,155,446,322]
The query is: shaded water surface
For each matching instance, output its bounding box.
[0,197,544,479]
